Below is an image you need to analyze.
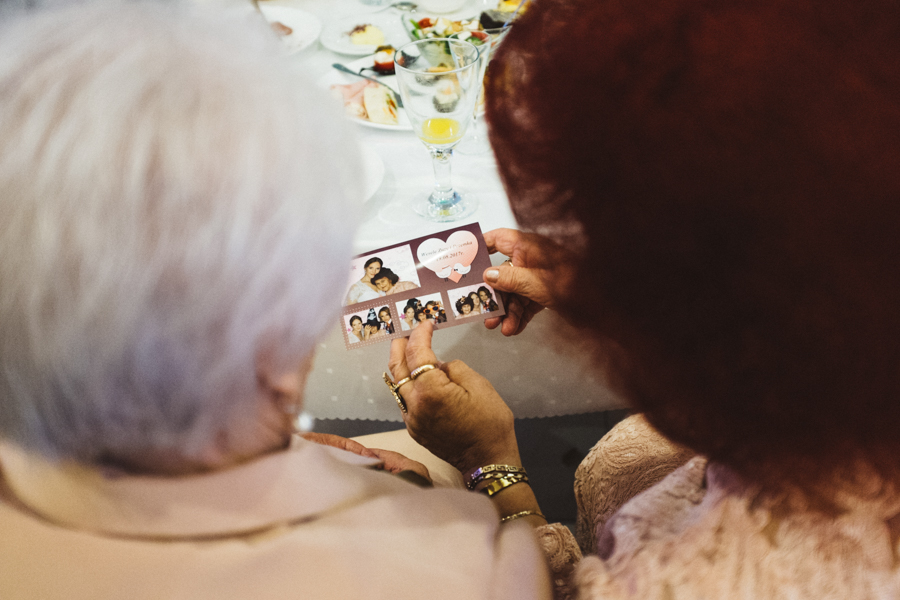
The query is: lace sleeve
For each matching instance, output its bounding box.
[535,522,582,600]
[574,414,695,555]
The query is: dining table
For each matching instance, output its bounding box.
[238,0,627,421]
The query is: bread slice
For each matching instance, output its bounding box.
[363,85,399,125]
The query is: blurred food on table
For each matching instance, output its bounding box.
[256,5,322,53]
[364,85,400,124]
[331,80,399,125]
[497,0,526,12]
[405,16,481,39]
[479,0,528,29]
[349,23,385,45]
[432,81,461,113]
[452,30,488,46]
[372,45,396,74]
[270,21,292,36]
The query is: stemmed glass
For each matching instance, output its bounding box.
[450,26,512,155]
[394,39,482,222]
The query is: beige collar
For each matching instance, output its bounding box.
[0,437,390,540]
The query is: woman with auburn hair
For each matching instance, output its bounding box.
[0,3,551,598]
[386,0,900,597]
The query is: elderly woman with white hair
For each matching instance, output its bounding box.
[0,2,550,598]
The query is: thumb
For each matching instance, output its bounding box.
[483,264,553,307]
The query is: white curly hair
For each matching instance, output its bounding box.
[0,0,363,463]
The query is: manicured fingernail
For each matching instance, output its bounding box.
[485,268,499,282]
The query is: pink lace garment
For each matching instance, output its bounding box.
[535,415,900,600]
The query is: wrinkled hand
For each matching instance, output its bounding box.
[482,228,576,336]
[388,320,522,474]
[301,432,430,481]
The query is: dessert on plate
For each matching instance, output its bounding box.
[349,24,385,45]
[372,45,396,74]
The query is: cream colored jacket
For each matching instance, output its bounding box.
[0,437,551,600]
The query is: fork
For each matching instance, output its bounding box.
[369,1,417,12]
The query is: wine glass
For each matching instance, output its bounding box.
[394,39,482,222]
[450,26,512,155]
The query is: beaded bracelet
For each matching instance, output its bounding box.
[500,510,547,524]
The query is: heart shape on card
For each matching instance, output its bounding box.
[416,231,479,283]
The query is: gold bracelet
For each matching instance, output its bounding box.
[468,471,508,486]
[500,510,546,524]
[466,464,527,489]
[468,471,523,490]
[480,474,529,497]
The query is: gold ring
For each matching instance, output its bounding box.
[409,364,438,380]
[394,376,413,389]
[382,372,408,414]
[502,258,515,267]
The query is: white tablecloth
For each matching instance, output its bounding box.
[265,0,627,419]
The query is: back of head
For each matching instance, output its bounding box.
[488,0,900,492]
[0,1,362,463]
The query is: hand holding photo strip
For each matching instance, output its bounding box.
[340,223,505,349]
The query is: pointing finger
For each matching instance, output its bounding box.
[388,336,411,381]
[405,319,442,371]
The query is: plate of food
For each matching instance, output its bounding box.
[400,2,528,41]
[320,13,409,56]
[257,5,322,54]
[321,52,412,130]
[401,14,484,40]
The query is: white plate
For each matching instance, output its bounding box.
[258,5,322,54]
[360,148,386,201]
[320,13,410,56]
[319,55,412,130]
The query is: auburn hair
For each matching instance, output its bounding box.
[487,0,900,492]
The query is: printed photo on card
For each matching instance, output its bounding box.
[395,292,447,331]
[344,309,386,345]
[448,283,501,319]
[340,223,505,349]
[344,245,421,307]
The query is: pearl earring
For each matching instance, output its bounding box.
[293,411,315,434]
[284,403,315,434]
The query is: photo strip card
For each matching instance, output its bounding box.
[341,223,505,349]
